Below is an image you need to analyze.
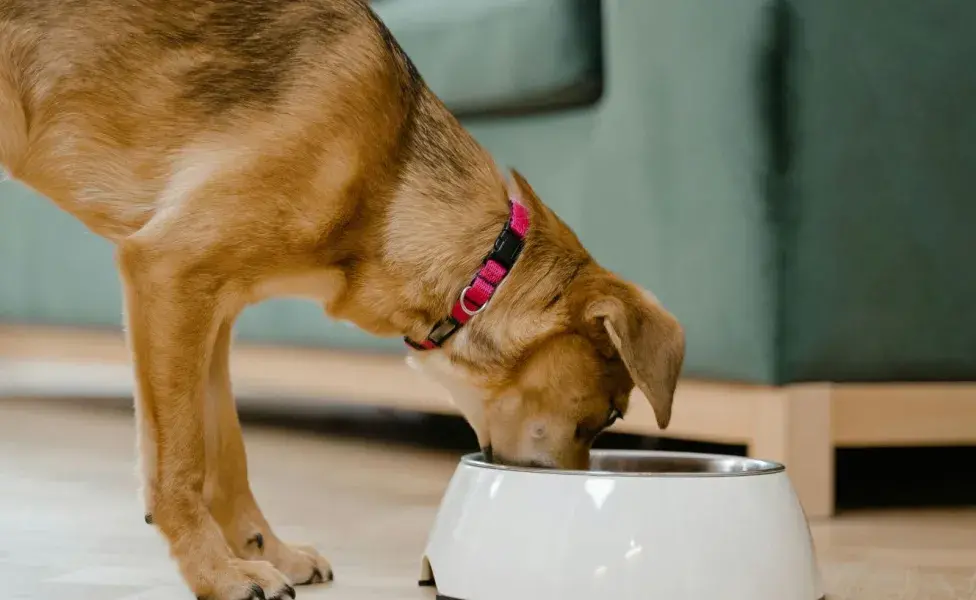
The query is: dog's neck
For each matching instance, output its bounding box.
[325,90,581,381]
[362,92,506,352]
[390,166,518,364]
[320,92,501,345]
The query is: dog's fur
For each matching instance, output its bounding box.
[0,0,684,597]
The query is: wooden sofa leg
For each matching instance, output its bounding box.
[749,384,835,519]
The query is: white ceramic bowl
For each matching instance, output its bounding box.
[420,450,823,600]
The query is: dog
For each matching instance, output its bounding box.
[0,0,685,598]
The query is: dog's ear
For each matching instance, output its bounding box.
[583,279,685,429]
[506,169,544,212]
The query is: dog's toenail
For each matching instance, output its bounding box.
[246,533,264,551]
[303,568,324,585]
[268,586,295,600]
[248,583,267,600]
[144,513,153,525]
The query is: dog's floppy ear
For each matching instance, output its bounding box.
[584,280,685,429]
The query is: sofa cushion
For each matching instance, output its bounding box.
[779,0,976,382]
[374,0,603,115]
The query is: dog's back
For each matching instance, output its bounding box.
[0,0,33,174]
[0,0,434,241]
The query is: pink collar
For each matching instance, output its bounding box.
[405,198,530,351]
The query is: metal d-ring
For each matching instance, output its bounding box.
[459,285,487,316]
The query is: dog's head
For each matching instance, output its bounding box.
[409,172,684,470]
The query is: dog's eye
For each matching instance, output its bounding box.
[575,405,624,441]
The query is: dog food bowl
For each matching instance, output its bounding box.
[420,450,823,600]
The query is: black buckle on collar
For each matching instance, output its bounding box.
[489,220,525,270]
[404,317,459,349]
[426,316,462,347]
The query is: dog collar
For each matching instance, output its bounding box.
[405,198,530,351]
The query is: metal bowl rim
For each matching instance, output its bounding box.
[460,449,785,478]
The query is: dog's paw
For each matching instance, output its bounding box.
[193,559,295,600]
[265,542,333,586]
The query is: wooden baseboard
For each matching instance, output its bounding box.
[0,324,456,414]
[832,383,976,447]
[2,324,975,446]
[0,324,775,443]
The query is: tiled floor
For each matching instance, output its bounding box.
[1,398,974,599]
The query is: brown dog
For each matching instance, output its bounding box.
[0,0,684,598]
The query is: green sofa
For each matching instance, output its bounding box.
[2,0,974,386]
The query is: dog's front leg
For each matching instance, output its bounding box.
[206,321,333,586]
[119,241,293,600]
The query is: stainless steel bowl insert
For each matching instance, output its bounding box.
[462,450,785,478]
